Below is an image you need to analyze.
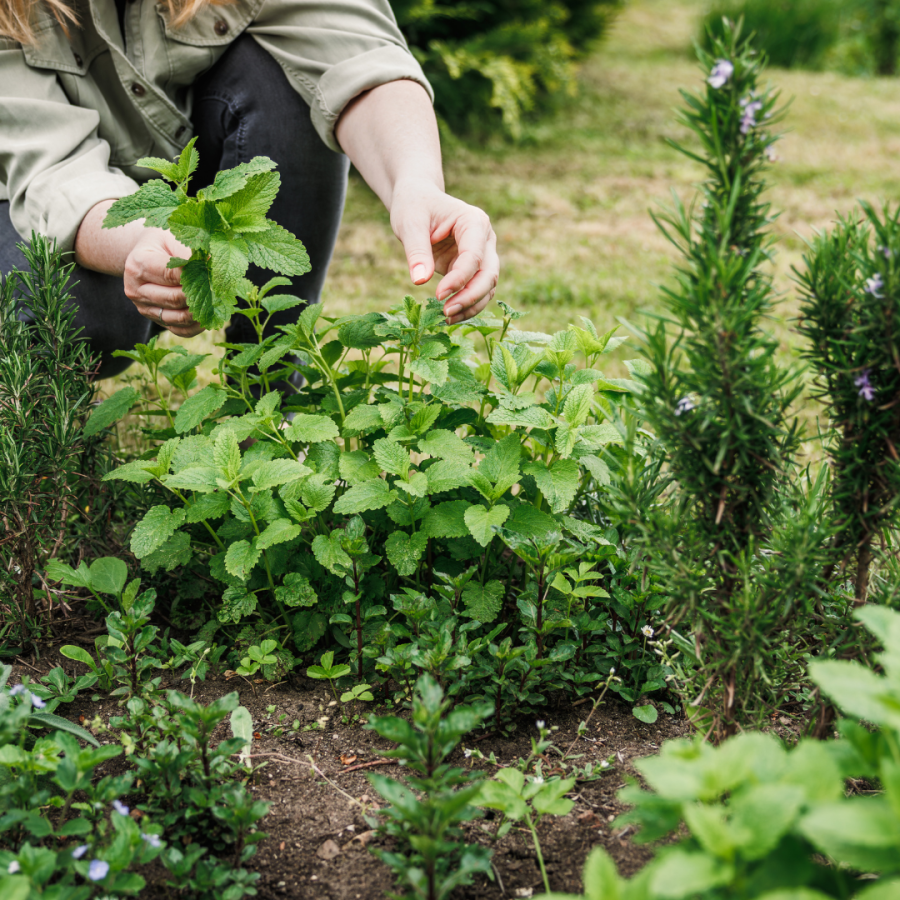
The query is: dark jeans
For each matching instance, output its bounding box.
[0,36,349,380]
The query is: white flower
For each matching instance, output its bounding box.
[29,693,46,709]
[532,775,544,785]
[674,397,695,416]
[609,667,615,675]
[600,760,610,769]
[641,625,655,639]
[463,749,472,759]
[141,833,162,849]
[536,720,546,730]
[8,861,20,874]
[9,684,26,696]
[111,800,129,816]
[708,59,734,89]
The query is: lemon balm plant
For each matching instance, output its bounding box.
[80,147,635,686]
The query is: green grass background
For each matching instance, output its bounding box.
[111,0,900,443]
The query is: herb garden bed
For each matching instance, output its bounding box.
[9,656,696,899]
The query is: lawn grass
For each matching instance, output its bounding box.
[110,0,900,438]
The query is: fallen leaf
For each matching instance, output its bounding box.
[279,841,285,851]
[340,753,358,766]
[346,830,376,849]
[224,670,237,680]
[316,839,342,860]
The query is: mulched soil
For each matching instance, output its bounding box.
[9,652,692,900]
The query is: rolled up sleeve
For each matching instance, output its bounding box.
[247,0,433,152]
[0,42,138,252]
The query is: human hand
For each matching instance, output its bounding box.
[390,178,500,325]
[123,229,205,338]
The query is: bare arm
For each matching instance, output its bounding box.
[73,199,202,337]
[335,80,499,323]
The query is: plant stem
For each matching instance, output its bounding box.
[526,812,550,894]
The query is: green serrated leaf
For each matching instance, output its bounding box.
[225,538,262,582]
[103,180,181,229]
[131,506,186,558]
[252,459,311,491]
[141,531,192,575]
[333,478,393,514]
[182,258,232,331]
[209,233,250,300]
[385,531,428,577]
[246,222,311,276]
[462,580,504,623]
[284,414,339,443]
[174,384,226,433]
[422,500,472,539]
[256,518,301,550]
[84,387,141,437]
[524,459,580,514]
[276,572,317,608]
[168,201,222,251]
[312,533,351,575]
[373,438,411,479]
[199,157,277,201]
[465,505,509,547]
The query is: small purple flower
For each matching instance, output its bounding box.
[855,369,875,401]
[141,833,162,849]
[87,859,109,882]
[881,246,892,259]
[708,59,734,89]
[72,845,88,860]
[675,397,696,416]
[111,800,129,816]
[865,273,885,298]
[9,684,26,696]
[29,693,46,709]
[740,97,763,134]
[765,145,778,162]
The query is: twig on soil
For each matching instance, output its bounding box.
[306,755,369,809]
[15,657,43,675]
[335,758,396,776]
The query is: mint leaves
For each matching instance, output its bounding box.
[103,139,310,330]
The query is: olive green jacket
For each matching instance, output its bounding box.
[0,0,431,252]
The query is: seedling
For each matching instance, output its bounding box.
[307,651,351,706]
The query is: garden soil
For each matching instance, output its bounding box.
[11,655,694,900]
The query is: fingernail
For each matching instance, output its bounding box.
[412,264,427,283]
[445,304,461,318]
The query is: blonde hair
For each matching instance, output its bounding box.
[1,0,225,45]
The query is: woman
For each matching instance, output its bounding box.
[0,0,499,377]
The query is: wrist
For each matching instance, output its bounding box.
[387,175,445,213]
[74,199,148,276]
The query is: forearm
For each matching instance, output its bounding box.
[334,79,444,208]
[73,199,149,276]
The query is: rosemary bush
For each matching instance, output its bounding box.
[0,237,99,646]
[609,27,835,736]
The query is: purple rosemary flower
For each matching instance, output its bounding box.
[29,693,45,709]
[675,397,696,416]
[765,145,778,162]
[72,845,88,859]
[865,273,884,298]
[111,800,129,816]
[881,246,892,259]
[708,59,734,89]
[855,369,875,401]
[8,684,26,696]
[87,859,109,882]
[740,97,763,134]
[141,833,162,849]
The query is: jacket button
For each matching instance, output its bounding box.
[214,18,229,35]
[131,83,146,97]
[73,52,83,67]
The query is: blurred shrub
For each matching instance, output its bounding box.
[392,1,622,138]
[700,0,842,69]
[701,0,900,75]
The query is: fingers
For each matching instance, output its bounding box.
[433,209,493,303]
[127,282,188,309]
[401,222,437,287]
[442,228,500,324]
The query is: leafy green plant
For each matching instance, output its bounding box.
[46,556,136,614]
[307,650,352,705]
[366,674,494,900]
[89,144,638,723]
[476,765,575,894]
[235,639,278,678]
[538,606,900,900]
[0,673,165,899]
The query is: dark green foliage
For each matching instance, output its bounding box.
[366,675,494,900]
[700,0,842,70]
[865,0,900,74]
[0,237,98,642]
[608,26,837,737]
[391,0,621,137]
[797,203,900,606]
[540,607,900,900]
